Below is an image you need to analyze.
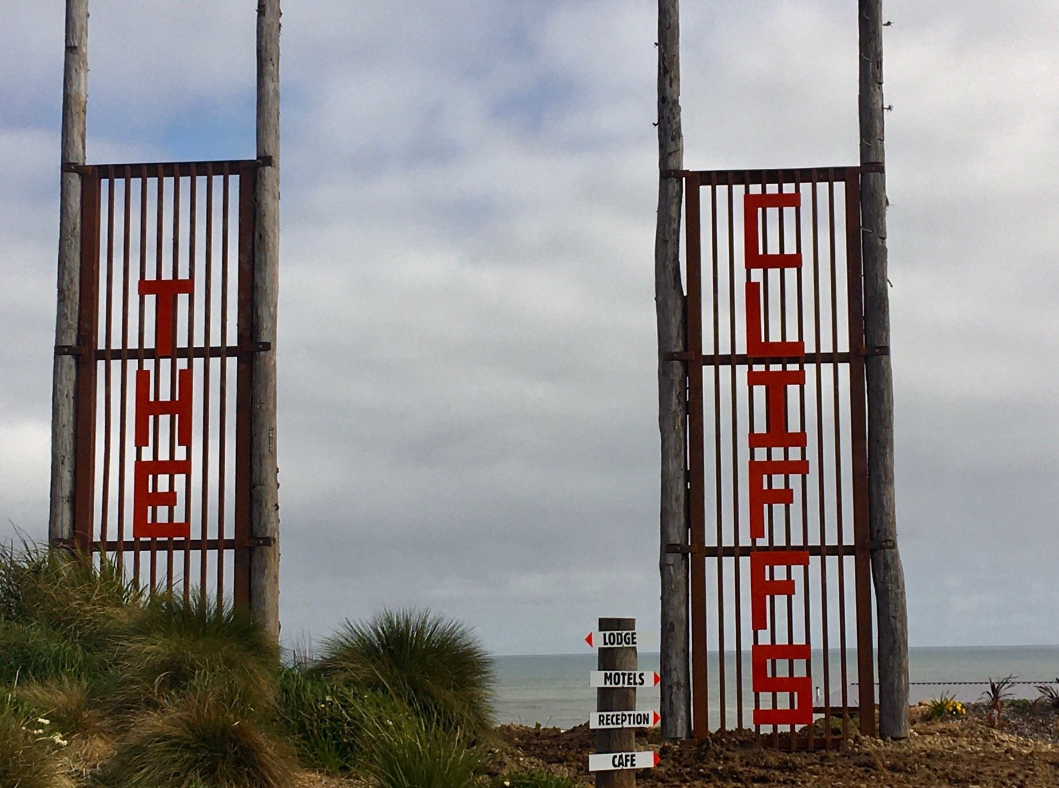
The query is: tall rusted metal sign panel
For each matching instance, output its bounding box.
[670,167,876,746]
[62,160,265,606]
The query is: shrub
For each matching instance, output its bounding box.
[0,544,136,651]
[0,693,74,788]
[924,692,966,721]
[278,666,368,773]
[108,592,278,716]
[981,674,1017,726]
[315,608,495,736]
[365,714,482,788]
[499,769,579,788]
[100,687,298,788]
[1034,680,1059,710]
[0,618,90,685]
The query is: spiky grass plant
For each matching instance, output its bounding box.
[108,592,279,716]
[364,713,483,788]
[315,608,495,736]
[981,674,1017,726]
[100,687,298,788]
[924,692,966,720]
[0,693,74,788]
[0,543,137,652]
[1034,680,1059,710]
[498,770,579,788]
[15,676,104,738]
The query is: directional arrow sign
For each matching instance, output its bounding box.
[589,671,660,688]
[585,630,640,648]
[588,751,660,771]
[590,710,661,729]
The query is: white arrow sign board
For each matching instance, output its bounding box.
[590,710,661,729]
[588,751,659,771]
[589,670,660,688]
[585,630,641,648]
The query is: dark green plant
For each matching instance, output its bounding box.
[0,618,90,685]
[0,692,74,788]
[99,687,298,788]
[108,592,279,716]
[364,713,483,788]
[1034,679,1059,710]
[315,608,495,735]
[498,769,579,788]
[981,674,1017,726]
[923,692,966,721]
[277,665,403,774]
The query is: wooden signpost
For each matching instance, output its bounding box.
[587,617,659,786]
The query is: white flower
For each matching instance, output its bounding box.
[36,717,50,726]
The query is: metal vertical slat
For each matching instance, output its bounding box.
[149,164,164,590]
[845,170,877,738]
[708,173,724,730]
[166,171,180,591]
[727,173,744,731]
[200,165,214,603]
[73,170,101,556]
[115,167,132,575]
[217,165,231,601]
[684,172,708,739]
[233,163,256,609]
[99,170,115,559]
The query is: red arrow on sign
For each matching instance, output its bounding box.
[653,752,661,766]
[651,672,660,687]
[652,710,661,726]
[585,632,593,648]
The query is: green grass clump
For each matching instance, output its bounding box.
[365,714,483,788]
[498,770,578,788]
[315,608,495,736]
[924,692,966,721]
[108,593,278,715]
[277,665,367,773]
[0,618,90,685]
[15,676,103,739]
[0,545,136,651]
[0,693,74,788]
[100,688,298,788]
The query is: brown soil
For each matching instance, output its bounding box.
[487,703,1059,787]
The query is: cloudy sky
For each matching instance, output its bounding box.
[1,1,1056,656]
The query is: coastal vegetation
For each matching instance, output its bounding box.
[0,543,499,788]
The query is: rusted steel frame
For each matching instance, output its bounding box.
[708,172,724,731]
[149,165,164,591]
[727,173,744,730]
[233,164,256,610]
[696,350,852,367]
[810,174,834,748]
[133,166,148,587]
[93,345,244,361]
[845,170,877,737]
[688,166,856,185]
[182,166,198,600]
[115,167,133,575]
[217,167,231,601]
[166,171,181,591]
[91,537,270,552]
[99,170,115,560]
[684,172,709,739]
[669,544,856,558]
[83,159,265,180]
[73,171,102,556]
[200,165,215,604]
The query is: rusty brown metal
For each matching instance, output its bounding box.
[62,159,258,610]
[681,166,876,745]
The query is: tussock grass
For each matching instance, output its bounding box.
[100,687,298,788]
[315,608,495,736]
[0,693,75,788]
[15,676,104,738]
[0,618,90,685]
[365,714,483,788]
[108,593,279,715]
[499,770,579,788]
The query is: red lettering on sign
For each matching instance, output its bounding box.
[752,643,813,726]
[745,282,805,358]
[750,550,810,630]
[748,369,807,449]
[748,459,809,539]
[139,278,193,357]
[135,368,193,448]
[133,458,191,538]
[744,193,801,270]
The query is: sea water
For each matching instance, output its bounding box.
[492,645,1059,729]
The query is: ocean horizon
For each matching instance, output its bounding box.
[492,645,1059,729]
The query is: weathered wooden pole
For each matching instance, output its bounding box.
[858,0,909,739]
[49,0,90,548]
[595,618,637,788]
[655,0,690,740]
[251,0,281,640]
